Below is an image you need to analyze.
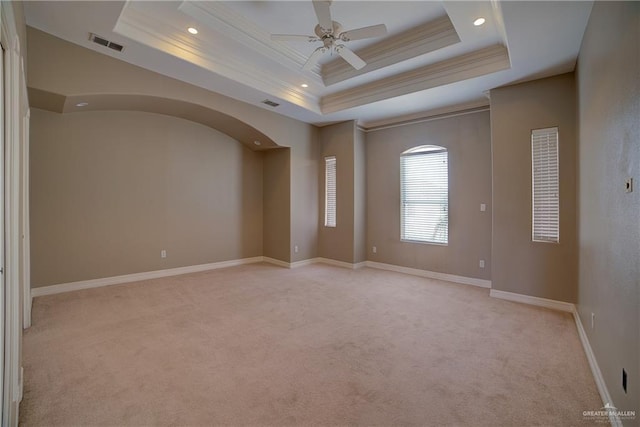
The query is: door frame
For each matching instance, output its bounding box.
[0,13,5,426]
[1,2,26,425]
[21,104,29,331]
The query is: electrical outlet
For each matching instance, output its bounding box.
[623,369,627,393]
[591,312,595,329]
[294,245,299,253]
[161,250,167,258]
[625,177,633,193]
[479,260,485,268]
[372,246,377,254]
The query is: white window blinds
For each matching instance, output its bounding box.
[401,146,448,244]
[531,127,559,243]
[325,156,336,227]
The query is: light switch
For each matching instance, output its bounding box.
[480,203,486,212]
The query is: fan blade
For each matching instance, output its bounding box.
[339,24,387,42]
[335,45,366,70]
[271,34,320,43]
[303,46,327,71]
[312,0,333,34]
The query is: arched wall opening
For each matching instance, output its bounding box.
[27,89,281,151]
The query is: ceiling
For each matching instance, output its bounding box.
[23,1,594,128]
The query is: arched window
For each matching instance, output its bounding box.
[400,145,448,244]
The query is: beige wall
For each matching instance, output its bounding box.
[366,111,492,279]
[263,148,291,263]
[27,27,318,266]
[290,128,319,262]
[354,128,366,263]
[576,1,639,419]
[490,73,577,302]
[318,121,356,263]
[317,121,366,265]
[30,109,264,287]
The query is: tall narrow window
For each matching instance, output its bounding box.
[532,127,559,243]
[400,145,448,244]
[325,156,336,227]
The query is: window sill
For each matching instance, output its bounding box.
[401,239,448,247]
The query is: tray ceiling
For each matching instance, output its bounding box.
[23,1,594,128]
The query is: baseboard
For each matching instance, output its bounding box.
[33,258,478,297]
[489,289,621,426]
[489,289,574,312]
[31,256,264,297]
[365,261,492,288]
[33,256,368,297]
[318,257,366,270]
[290,258,322,268]
[265,257,366,270]
[572,308,622,427]
[262,257,291,268]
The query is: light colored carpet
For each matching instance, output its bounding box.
[21,263,601,426]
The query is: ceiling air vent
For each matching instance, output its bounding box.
[89,33,124,53]
[261,99,280,108]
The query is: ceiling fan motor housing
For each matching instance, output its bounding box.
[315,21,343,41]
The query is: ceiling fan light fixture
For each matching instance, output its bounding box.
[188,27,198,35]
[473,17,486,26]
[273,0,386,71]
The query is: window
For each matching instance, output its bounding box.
[532,127,559,243]
[400,145,448,244]
[324,156,336,227]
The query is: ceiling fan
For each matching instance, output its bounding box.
[271,0,387,71]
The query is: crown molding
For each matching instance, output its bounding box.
[490,0,510,53]
[322,15,460,86]
[178,1,323,77]
[114,3,320,112]
[321,44,510,114]
[114,2,511,119]
[361,101,490,131]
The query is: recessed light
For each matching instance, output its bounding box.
[188,27,198,35]
[76,102,89,107]
[473,17,486,26]
[301,83,309,88]
[253,140,262,146]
